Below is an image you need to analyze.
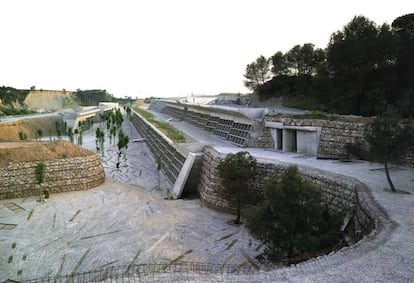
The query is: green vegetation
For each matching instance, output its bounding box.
[117,129,129,161]
[68,127,74,143]
[134,107,186,143]
[246,166,343,263]
[95,127,105,157]
[0,86,30,105]
[0,87,34,116]
[36,129,43,141]
[18,131,28,140]
[217,151,257,224]
[246,13,414,117]
[35,162,46,202]
[74,89,114,106]
[364,112,414,192]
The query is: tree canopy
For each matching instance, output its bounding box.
[249,14,414,117]
[243,55,272,90]
[246,166,343,262]
[364,112,414,192]
[217,151,257,224]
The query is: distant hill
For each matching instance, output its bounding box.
[0,86,114,116]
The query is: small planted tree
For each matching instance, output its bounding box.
[78,129,83,146]
[364,113,414,192]
[68,127,74,143]
[95,127,105,157]
[217,151,257,224]
[18,131,27,140]
[36,129,43,141]
[156,156,163,190]
[246,166,343,262]
[74,128,80,145]
[35,162,46,202]
[117,129,129,162]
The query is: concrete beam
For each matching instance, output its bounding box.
[172,152,203,198]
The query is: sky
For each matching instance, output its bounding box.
[1,1,413,98]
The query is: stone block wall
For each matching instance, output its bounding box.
[257,116,414,167]
[130,110,187,185]
[198,146,375,236]
[0,155,105,199]
[256,117,368,159]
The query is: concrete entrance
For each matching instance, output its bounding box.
[265,121,321,156]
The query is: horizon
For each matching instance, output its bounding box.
[1,0,413,98]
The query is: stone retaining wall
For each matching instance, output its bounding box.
[198,146,375,236]
[256,116,414,167]
[0,155,105,199]
[257,117,368,159]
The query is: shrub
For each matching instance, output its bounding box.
[246,166,343,262]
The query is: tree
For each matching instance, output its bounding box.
[271,51,289,76]
[246,166,342,261]
[126,106,132,120]
[392,13,414,117]
[68,127,74,143]
[327,16,385,115]
[117,129,129,163]
[35,162,46,202]
[392,13,414,31]
[217,151,257,224]
[243,55,272,90]
[156,156,163,191]
[18,131,27,140]
[95,127,105,157]
[74,128,79,145]
[36,129,43,141]
[78,129,83,146]
[364,112,414,192]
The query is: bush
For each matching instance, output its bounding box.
[246,166,343,262]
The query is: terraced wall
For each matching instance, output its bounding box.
[198,146,376,239]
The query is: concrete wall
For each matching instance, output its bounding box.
[0,155,105,199]
[130,110,203,198]
[197,146,375,237]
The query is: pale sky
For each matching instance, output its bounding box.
[1,0,413,98]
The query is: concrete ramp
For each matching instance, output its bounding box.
[172,152,203,198]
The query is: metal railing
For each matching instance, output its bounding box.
[19,262,257,283]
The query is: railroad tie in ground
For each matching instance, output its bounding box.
[0,223,17,230]
[71,249,90,275]
[69,210,81,222]
[4,202,26,213]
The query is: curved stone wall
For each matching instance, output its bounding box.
[198,146,375,237]
[0,155,105,199]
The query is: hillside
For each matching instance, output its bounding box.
[0,115,64,141]
[24,90,76,111]
[0,86,114,115]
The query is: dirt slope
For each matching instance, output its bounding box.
[0,140,95,168]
